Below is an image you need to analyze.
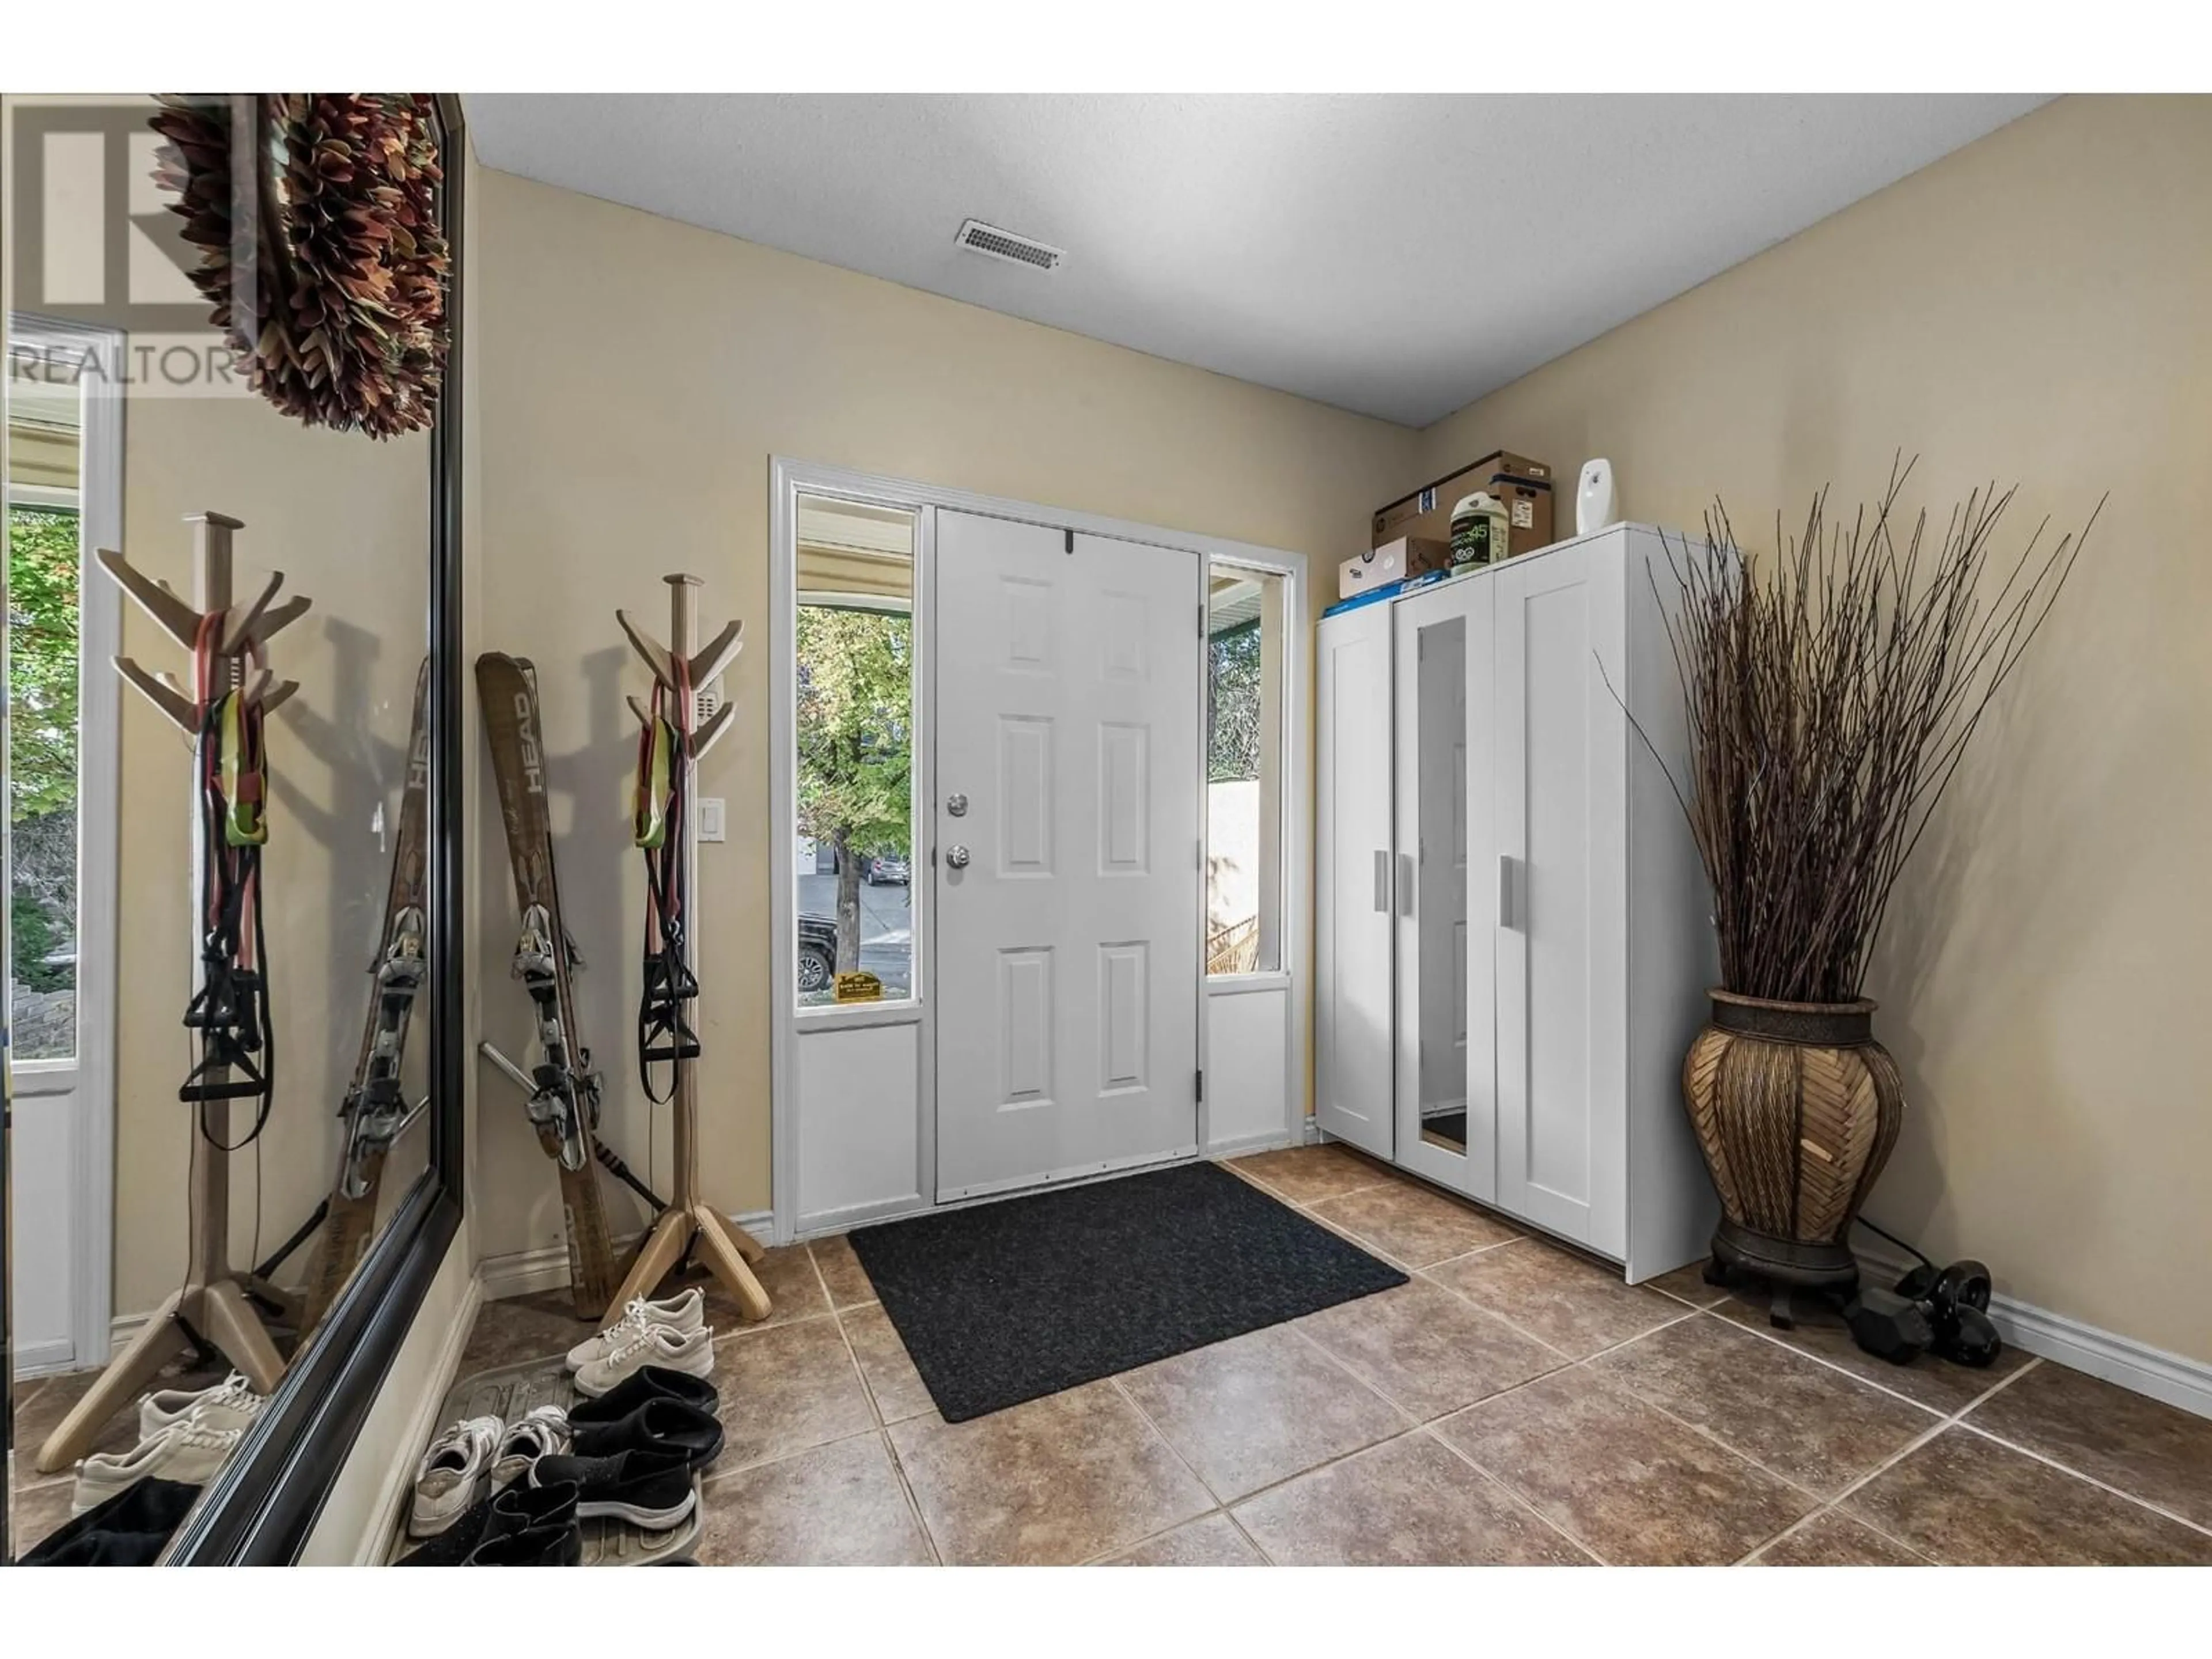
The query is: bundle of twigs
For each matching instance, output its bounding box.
[1653,459,2099,1003]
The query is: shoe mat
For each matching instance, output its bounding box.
[391,1355,703,1567]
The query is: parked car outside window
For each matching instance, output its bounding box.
[797,914,838,996]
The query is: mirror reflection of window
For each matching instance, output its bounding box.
[793,497,918,1010]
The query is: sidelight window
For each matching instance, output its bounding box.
[1205,563,1285,976]
[793,495,919,1009]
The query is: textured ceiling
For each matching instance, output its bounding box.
[468,94,2048,427]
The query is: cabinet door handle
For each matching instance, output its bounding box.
[1498,855,1516,930]
[1373,849,1391,913]
[1398,852,1415,917]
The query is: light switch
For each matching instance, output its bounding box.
[697,797,726,843]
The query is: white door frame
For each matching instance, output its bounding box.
[8,314,122,1373]
[768,459,1310,1245]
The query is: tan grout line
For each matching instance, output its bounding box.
[1215,1421,1430,1516]
[1219,1156,1402,1211]
[1285,1325,1424,1429]
[1419,1236,1528,1272]
[1701,1300,2018,1415]
[1217,1503,1278,1566]
[1425,1319,2030,1567]
[1419,1421,1607,1565]
[874,1425,943,1567]
[1948,1412,2212,1542]
[699,1422,885,1488]
[1262,1163,1676,1374]
[810,1249,945,1566]
[1738,1504,1941,1567]
[1745,1354,2051,1565]
[1436,1356,1838,1565]
[710,1306,841,1347]
[1404,1255,1703,1369]
[1108,1375,1230,1510]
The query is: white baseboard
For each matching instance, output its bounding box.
[1855,1243,2212,1421]
[1206,1128,1302,1160]
[478,1210,774,1302]
[12,1338,75,1379]
[357,1273,483,1565]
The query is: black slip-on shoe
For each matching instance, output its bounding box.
[485,1478,578,1540]
[530,1446,696,1529]
[569,1397,724,1473]
[467,1522,582,1566]
[395,1491,498,1566]
[563,1363,718,1427]
[20,1478,201,1566]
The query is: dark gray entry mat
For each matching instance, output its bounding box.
[848,1160,1407,1423]
[389,1355,700,1566]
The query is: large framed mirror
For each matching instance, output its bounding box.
[4,92,465,1565]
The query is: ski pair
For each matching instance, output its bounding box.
[296,660,432,1335]
[477,653,620,1316]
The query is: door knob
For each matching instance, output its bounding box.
[946,844,971,869]
[946,792,969,817]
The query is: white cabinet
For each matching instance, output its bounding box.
[1315,600,1396,1159]
[1315,523,1717,1280]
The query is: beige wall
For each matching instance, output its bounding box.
[471,166,1418,1263]
[1420,94,2212,1362]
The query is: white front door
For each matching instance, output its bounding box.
[933,511,1202,1201]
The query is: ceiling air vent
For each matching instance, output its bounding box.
[955,218,1063,273]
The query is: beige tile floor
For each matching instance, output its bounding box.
[446,1145,2212,1567]
[14,1145,2211,1567]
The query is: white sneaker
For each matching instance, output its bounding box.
[408,1415,503,1537]
[490,1403,571,1492]
[571,1321,715,1399]
[565,1287,706,1372]
[72,1420,243,1515]
[139,1372,263,1440]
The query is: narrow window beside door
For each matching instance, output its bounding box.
[793,495,919,1009]
[1205,564,1285,976]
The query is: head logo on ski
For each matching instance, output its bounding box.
[476,653,619,1317]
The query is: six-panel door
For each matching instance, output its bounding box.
[933,511,1203,1200]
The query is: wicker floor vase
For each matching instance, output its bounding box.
[1681,992,1905,1325]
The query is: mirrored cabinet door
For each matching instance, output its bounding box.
[1392,580,1497,1202]
[6,92,461,1566]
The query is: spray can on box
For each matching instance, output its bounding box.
[1449,491,1510,567]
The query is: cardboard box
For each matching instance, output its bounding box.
[1339,535,1449,599]
[1374,452,1555,558]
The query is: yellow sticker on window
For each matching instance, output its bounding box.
[834,971,884,1003]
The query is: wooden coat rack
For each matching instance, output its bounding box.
[38,512,309,1472]
[608,575,771,1321]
